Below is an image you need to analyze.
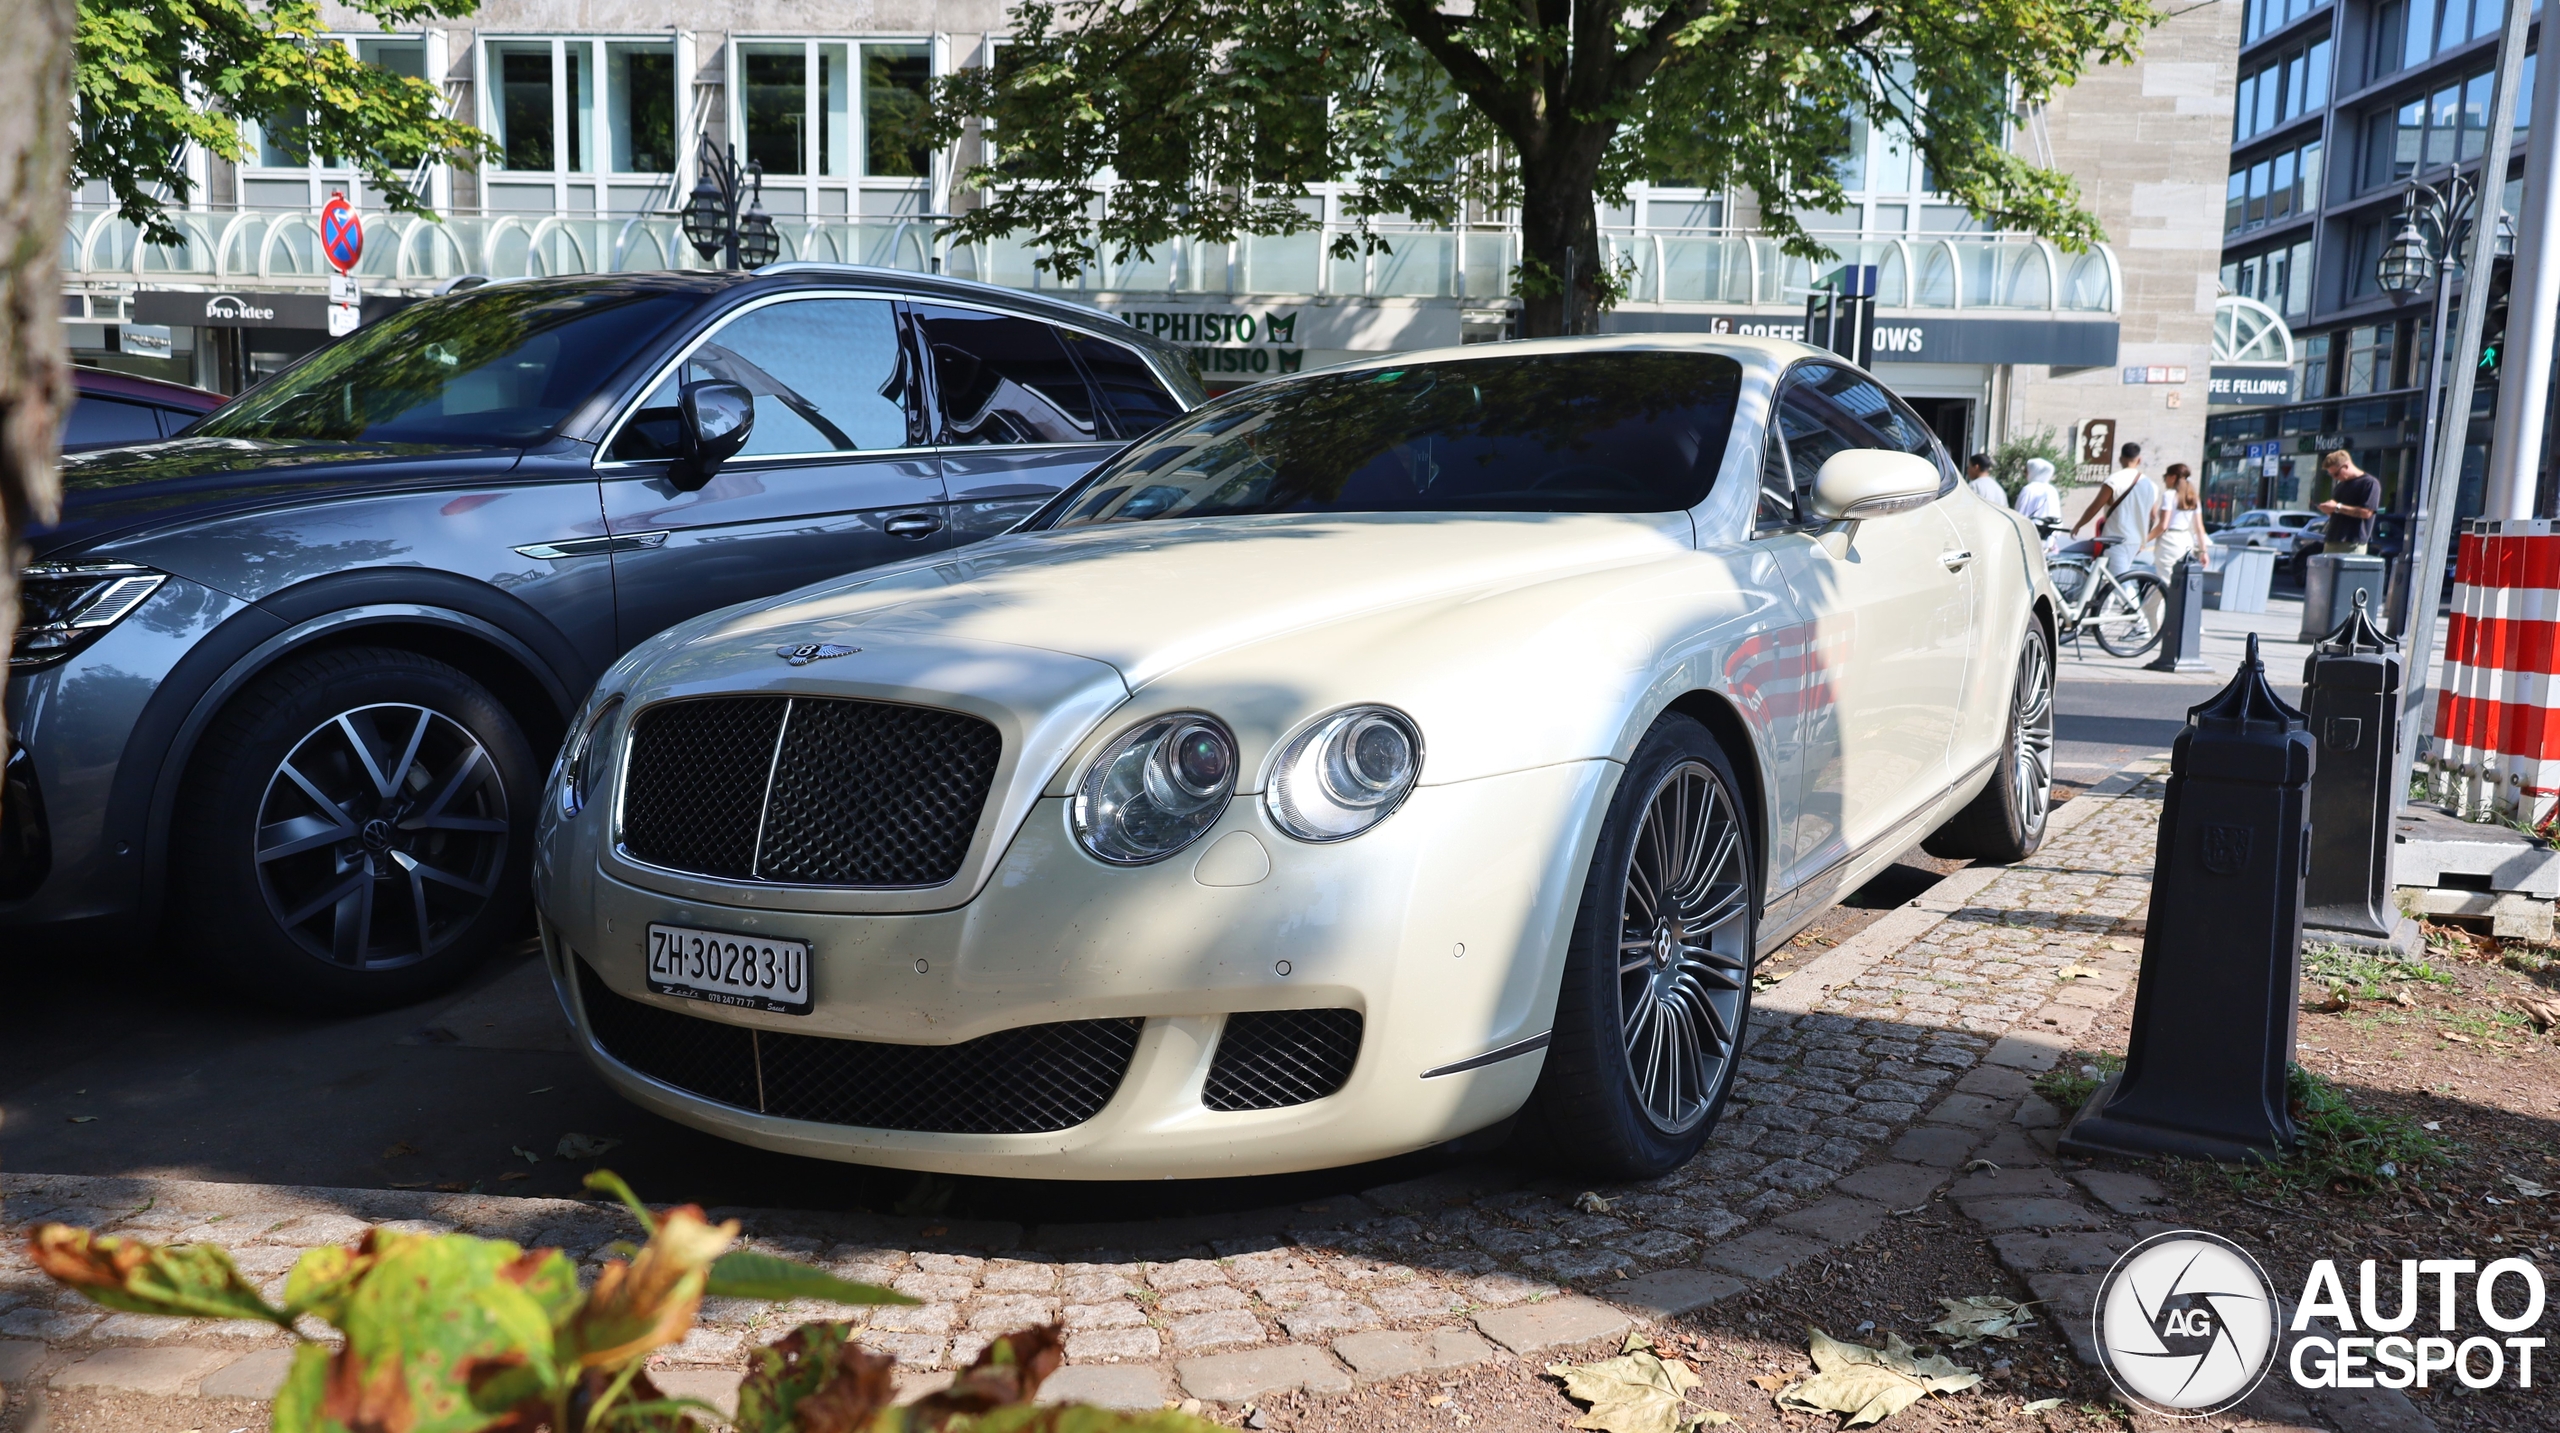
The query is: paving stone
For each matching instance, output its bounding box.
[1970,1130,2048,1168]
[1953,1065,2033,1098]
[1252,1280,1328,1310]
[2012,1095,2064,1130]
[969,1295,1060,1329]
[49,1345,233,1396]
[0,1339,44,1384]
[895,1273,976,1302]
[1063,1271,1142,1301]
[1524,1247,1635,1281]
[1829,1163,1945,1206]
[1697,1228,1824,1280]
[1371,1281,1466,1319]
[1605,1269,1746,1319]
[1965,1198,2104,1233]
[914,1253,987,1278]
[1041,1363,1174,1408]
[265,1212,372,1247]
[1148,1258,1229,1290]
[1177,1343,1353,1401]
[859,1330,948,1365]
[1331,1327,1495,1381]
[1066,1300,1149,1330]
[1226,1251,1327,1284]
[652,1368,745,1419]
[200,1346,298,1401]
[1948,1167,2074,1201]
[1923,1094,2013,1129]
[1989,1231,2129,1276]
[1888,1127,1980,1167]
[1066,1327,1164,1362]
[1613,1229,1696,1261]
[1169,1309,1266,1353]
[1158,1285,1251,1314]
[982,1260,1060,1292]
[2022,1271,2104,1364]
[1472,1295,1632,1355]
[1279,1301,1382,1339]
[0,1308,97,1341]
[2071,1170,2172,1216]
[1466,1272,1556,1306]
[1775,1197,1887,1246]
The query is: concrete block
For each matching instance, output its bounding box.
[1775,1197,1887,1246]
[2393,807,2560,896]
[1177,1344,1353,1402]
[2071,1170,2172,1217]
[1330,1328,1493,1381]
[1471,1296,1633,1355]
[1830,1163,1946,1207]
[49,1345,233,1396]
[652,1367,745,1418]
[1039,1364,1174,1409]
[2398,887,2554,941]
[1697,1228,1824,1280]
[1605,1269,1746,1319]
[200,1346,297,1401]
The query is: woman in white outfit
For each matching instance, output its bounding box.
[2147,462,2211,575]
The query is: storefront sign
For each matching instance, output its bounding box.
[2081,419,2119,468]
[1083,297,1466,379]
[1602,311,2119,367]
[2209,365,2296,405]
[134,289,332,330]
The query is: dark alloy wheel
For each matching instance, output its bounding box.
[1529,714,1754,1177]
[176,647,537,1011]
[1925,620,2054,863]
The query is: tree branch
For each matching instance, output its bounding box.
[1383,0,1541,143]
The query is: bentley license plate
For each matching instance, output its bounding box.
[645,924,813,1015]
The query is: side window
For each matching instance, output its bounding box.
[914,305,1104,445]
[608,298,915,462]
[1759,377,1861,530]
[62,395,167,451]
[1061,330,1186,437]
[1804,365,1958,489]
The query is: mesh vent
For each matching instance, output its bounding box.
[617,695,1002,887]
[620,697,786,880]
[756,698,1004,885]
[1203,1009,1364,1111]
[576,960,1137,1134]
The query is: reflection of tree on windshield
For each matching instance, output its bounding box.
[1052,353,1743,523]
[194,284,698,447]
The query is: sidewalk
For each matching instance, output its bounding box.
[0,762,2410,1433]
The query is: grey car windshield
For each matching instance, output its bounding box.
[1042,351,1742,525]
[191,285,696,446]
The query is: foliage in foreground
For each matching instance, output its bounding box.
[29,1170,1216,1433]
[2207,1066,2450,1198]
[1987,428,2074,500]
[2028,1050,2121,1115]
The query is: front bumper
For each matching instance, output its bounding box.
[536,760,1616,1178]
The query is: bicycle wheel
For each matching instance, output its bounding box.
[2048,557,2093,611]
[2093,571,2170,657]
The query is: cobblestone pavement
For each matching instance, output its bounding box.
[0,763,2196,1422]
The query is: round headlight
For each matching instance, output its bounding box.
[558,695,623,817]
[1266,706,1423,842]
[1074,713,1239,864]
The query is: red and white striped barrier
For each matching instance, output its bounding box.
[2429,517,2560,824]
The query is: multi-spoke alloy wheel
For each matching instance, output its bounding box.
[256,703,510,969]
[1924,619,2053,864]
[2012,627,2056,821]
[177,647,534,1012]
[1614,761,1752,1134]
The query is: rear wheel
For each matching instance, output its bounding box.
[1527,715,1755,1179]
[174,647,536,1012]
[2092,571,2170,657]
[1924,621,2053,863]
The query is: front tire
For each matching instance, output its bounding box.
[173,647,537,1013]
[1526,715,1755,1179]
[1925,620,2053,863]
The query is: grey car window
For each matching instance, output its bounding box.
[1762,382,1863,529]
[614,298,914,461]
[1060,330,1187,438]
[915,305,1104,445]
[63,394,166,451]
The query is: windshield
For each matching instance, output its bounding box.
[193,284,697,446]
[1040,351,1742,526]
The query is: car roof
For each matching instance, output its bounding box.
[70,365,226,410]
[1289,330,1835,382]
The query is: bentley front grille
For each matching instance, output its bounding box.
[577,960,1140,1134]
[618,694,1002,887]
[1202,1008,1365,1111]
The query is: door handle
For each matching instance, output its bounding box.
[1939,549,1974,571]
[885,512,945,540]
[513,531,669,560]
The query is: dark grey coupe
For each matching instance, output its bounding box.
[4,268,1198,1009]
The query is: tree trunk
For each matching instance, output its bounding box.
[1515,147,1607,339]
[0,0,75,817]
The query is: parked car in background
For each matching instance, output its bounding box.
[2211,508,2323,569]
[5,268,1198,1011]
[535,336,2062,1180]
[63,368,226,453]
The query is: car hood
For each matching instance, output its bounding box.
[34,438,523,555]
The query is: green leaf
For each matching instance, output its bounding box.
[325,1233,566,1433]
[707,1249,918,1305]
[585,1167,660,1235]
[266,1342,336,1433]
[952,1405,1230,1433]
[30,1226,292,1327]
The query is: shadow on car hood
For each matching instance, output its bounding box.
[36,438,523,555]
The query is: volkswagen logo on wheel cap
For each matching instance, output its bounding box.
[776,642,860,666]
[2092,1230,2279,1417]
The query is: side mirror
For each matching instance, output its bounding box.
[668,380,754,492]
[1805,449,1942,523]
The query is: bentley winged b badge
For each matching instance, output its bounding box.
[776,642,860,666]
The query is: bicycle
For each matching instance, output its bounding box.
[2034,521,2172,658]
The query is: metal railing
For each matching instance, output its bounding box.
[62,206,2119,314]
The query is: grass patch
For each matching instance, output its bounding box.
[2032,1051,2124,1115]
[2303,945,2456,999]
[2222,1066,2450,1196]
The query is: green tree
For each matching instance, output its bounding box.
[75,0,492,243]
[930,0,2159,338]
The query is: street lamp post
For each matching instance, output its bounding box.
[682,138,781,270]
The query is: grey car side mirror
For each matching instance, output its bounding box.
[1805,449,1942,523]
[670,380,754,492]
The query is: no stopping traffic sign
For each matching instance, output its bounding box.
[320,193,364,273]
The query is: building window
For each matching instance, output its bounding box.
[2342,323,2397,394]
[726,38,939,214]
[2297,332,2333,399]
[865,45,932,177]
[478,36,681,213]
[2357,65,2503,194]
[240,34,428,207]
[2225,239,2315,321]
[2227,139,2322,234]
[2236,37,2331,142]
[609,44,677,173]
[2247,0,2331,46]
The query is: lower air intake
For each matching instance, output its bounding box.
[1202,1008,1364,1111]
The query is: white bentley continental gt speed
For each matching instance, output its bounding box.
[533,335,2061,1180]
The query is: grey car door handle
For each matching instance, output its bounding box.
[514,531,670,560]
[1939,548,1974,571]
[885,512,945,539]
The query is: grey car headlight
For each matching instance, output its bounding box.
[555,694,624,817]
[1265,706,1423,842]
[1073,713,1237,864]
[8,562,167,671]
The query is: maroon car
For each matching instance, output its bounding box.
[63,367,226,453]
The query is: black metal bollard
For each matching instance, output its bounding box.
[2060,632,2312,1163]
[2146,556,2211,673]
[2299,589,2416,955]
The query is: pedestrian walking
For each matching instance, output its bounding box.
[1966,451,2008,509]
[2149,462,2211,575]
[2316,449,2380,555]
[2072,441,2160,576]
[2014,457,2063,526]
